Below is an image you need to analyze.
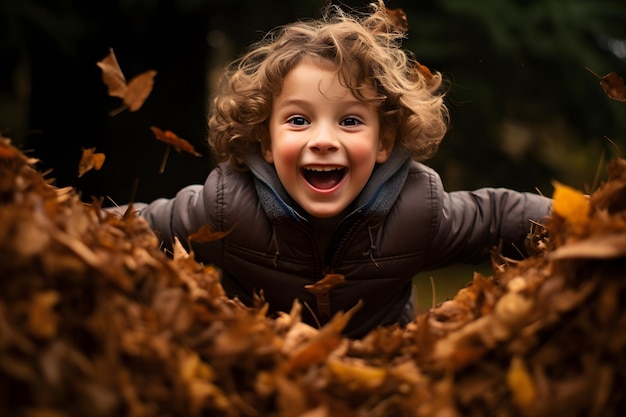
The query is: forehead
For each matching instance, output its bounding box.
[279,56,377,100]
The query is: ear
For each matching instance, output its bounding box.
[376,130,395,163]
[262,143,274,164]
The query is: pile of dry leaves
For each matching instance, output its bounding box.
[1,134,625,417]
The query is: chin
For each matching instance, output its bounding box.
[304,206,344,219]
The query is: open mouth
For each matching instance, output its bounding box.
[302,166,346,190]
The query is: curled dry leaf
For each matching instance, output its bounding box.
[327,359,387,391]
[96,48,157,113]
[96,48,127,98]
[304,273,345,295]
[78,147,106,178]
[150,126,202,173]
[150,126,201,157]
[385,7,408,33]
[586,67,626,102]
[600,72,626,102]
[123,70,157,111]
[188,222,235,244]
[414,62,434,82]
[304,273,346,319]
[286,300,362,372]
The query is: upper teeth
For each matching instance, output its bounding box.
[305,167,342,172]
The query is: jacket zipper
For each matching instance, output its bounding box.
[325,213,365,273]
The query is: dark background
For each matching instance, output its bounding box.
[1,0,625,205]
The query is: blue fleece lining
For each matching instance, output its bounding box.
[244,145,412,223]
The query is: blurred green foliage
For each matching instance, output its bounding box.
[401,0,626,193]
[0,0,625,201]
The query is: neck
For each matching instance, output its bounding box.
[306,208,350,255]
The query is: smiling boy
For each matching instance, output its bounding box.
[137,2,552,338]
[265,57,392,219]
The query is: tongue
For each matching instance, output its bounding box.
[305,170,343,190]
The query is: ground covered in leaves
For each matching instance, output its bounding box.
[1,135,625,417]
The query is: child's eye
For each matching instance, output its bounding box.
[287,116,309,126]
[340,117,363,127]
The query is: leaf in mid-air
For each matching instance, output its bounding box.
[78,147,105,178]
[97,48,157,113]
[150,126,202,173]
[150,126,201,157]
[385,6,408,33]
[600,72,626,102]
[188,223,236,244]
[585,67,626,102]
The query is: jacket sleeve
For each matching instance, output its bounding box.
[137,167,224,252]
[423,169,552,270]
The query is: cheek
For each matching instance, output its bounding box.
[271,141,301,179]
[350,140,380,166]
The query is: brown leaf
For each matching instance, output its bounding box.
[150,126,202,157]
[78,147,106,178]
[586,67,626,102]
[286,300,362,372]
[327,360,387,391]
[385,7,408,33]
[408,62,435,85]
[124,70,157,111]
[549,234,626,260]
[97,48,156,113]
[304,273,345,295]
[27,291,60,339]
[188,223,236,243]
[600,72,626,102]
[96,48,127,98]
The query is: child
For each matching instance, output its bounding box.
[135,1,552,338]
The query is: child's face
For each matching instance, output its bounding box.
[264,59,393,218]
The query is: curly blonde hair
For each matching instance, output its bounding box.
[208,0,449,170]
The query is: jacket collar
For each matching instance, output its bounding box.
[244,145,412,222]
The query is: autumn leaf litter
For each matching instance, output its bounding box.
[2,131,626,417]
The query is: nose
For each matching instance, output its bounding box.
[308,125,339,153]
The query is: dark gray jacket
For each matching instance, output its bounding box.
[138,146,552,338]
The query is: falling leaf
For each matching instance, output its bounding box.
[150,126,201,173]
[150,126,202,157]
[96,48,127,98]
[96,48,157,113]
[385,7,408,33]
[304,273,345,295]
[123,70,157,111]
[188,223,235,244]
[585,67,626,102]
[78,147,106,178]
[551,181,590,229]
[304,274,346,319]
[413,62,434,83]
[600,72,626,102]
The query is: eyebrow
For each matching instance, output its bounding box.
[276,98,371,108]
